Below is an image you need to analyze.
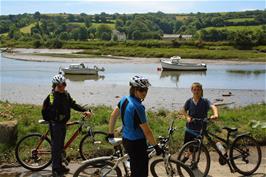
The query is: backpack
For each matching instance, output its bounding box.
[42,93,55,121]
[42,91,71,121]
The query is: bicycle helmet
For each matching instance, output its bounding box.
[129,75,151,88]
[52,74,66,85]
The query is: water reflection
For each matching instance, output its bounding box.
[160,71,206,82]
[64,74,105,82]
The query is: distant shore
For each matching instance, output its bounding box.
[2,48,266,64]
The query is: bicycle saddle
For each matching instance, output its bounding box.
[108,138,122,146]
[222,126,238,132]
[38,120,49,124]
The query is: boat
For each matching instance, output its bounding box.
[60,63,105,75]
[64,74,105,81]
[160,56,207,71]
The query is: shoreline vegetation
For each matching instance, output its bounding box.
[1,40,266,62]
[0,101,265,164]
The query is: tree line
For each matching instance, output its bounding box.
[0,10,265,49]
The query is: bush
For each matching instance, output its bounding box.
[33,40,42,48]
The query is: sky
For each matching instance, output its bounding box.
[1,0,265,15]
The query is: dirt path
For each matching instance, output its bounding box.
[1,147,265,177]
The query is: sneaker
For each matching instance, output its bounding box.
[61,165,70,174]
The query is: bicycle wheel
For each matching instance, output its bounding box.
[80,131,113,160]
[15,133,52,171]
[177,141,210,177]
[73,160,122,177]
[230,134,262,176]
[150,158,194,177]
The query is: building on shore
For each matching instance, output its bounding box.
[162,34,192,40]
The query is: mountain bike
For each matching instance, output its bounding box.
[15,116,110,171]
[73,119,195,177]
[177,118,261,177]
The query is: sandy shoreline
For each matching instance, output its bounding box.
[1,82,265,110]
[2,48,266,64]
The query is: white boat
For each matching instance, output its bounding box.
[160,56,207,71]
[60,63,105,75]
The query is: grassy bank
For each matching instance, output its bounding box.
[1,40,266,61]
[0,101,265,164]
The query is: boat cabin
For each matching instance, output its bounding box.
[170,56,181,64]
[69,63,86,69]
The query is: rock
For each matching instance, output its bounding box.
[0,120,18,145]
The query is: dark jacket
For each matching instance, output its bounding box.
[42,91,86,123]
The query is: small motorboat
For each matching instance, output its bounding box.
[60,63,105,75]
[160,56,207,71]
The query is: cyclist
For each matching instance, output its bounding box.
[107,76,162,177]
[42,74,91,177]
[182,82,218,161]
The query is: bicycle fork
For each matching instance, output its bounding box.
[163,155,177,177]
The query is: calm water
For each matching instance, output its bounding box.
[1,54,265,90]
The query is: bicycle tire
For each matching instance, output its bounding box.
[150,158,194,177]
[73,159,122,177]
[177,140,210,177]
[15,133,52,171]
[79,131,113,160]
[230,134,262,176]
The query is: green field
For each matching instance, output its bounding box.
[20,23,37,33]
[225,18,255,23]
[175,15,188,21]
[203,25,263,32]
[67,22,115,29]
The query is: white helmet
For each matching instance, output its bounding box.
[52,74,66,85]
[129,76,151,88]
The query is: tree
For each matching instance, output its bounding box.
[78,27,88,40]
[67,14,75,22]
[115,19,124,29]
[94,14,100,23]
[132,30,142,40]
[96,24,112,39]
[100,12,107,23]
[33,40,42,48]
[33,11,41,21]
[59,32,69,40]
[257,25,266,45]
[71,29,80,40]
[84,18,92,28]
[174,21,183,33]
[101,32,111,40]
[231,30,258,49]
[8,25,21,39]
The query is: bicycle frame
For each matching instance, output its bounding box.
[102,119,177,177]
[193,119,248,173]
[35,118,91,154]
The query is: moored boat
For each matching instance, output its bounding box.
[60,63,105,75]
[160,56,207,71]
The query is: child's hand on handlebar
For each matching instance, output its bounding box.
[83,111,92,118]
[186,116,192,123]
[210,115,218,120]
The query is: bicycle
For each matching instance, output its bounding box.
[73,119,194,177]
[15,116,111,171]
[177,118,262,177]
